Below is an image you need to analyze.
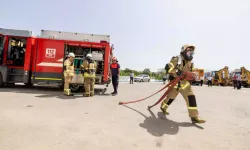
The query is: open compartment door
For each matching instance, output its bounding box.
[64,42,106,85]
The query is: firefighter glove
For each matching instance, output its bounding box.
[177,70,182,76]
[81,69,85,74]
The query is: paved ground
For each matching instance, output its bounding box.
[0,82,250,150]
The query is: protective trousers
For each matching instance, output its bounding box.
[160,81,199,118]
[112,75,119,93]
[64,76,73,95]
[84,77,95,97]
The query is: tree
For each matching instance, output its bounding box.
[120,68,141,76]
[142,68,151,75]
[124,68,132,74]
[154,68,166,80]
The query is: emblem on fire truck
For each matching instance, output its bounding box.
[45,48,56,58]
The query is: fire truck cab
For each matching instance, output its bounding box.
[0,28,35,87]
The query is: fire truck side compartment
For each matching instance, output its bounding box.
[65,44,105,84]
[32,38,65,84]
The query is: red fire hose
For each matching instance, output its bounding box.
[147,74,184,109]
[118,78,176,105]
[118,73,189,109]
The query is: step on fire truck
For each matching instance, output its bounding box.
[0,28,113,93]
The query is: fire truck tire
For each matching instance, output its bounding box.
[243,84,249,88]
[0,73,3,87]
[70,84,82,92]
[25,83,33,87]
[219,83,225,86]
[7,83,15,86]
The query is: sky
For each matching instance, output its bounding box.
[1,0,250,72]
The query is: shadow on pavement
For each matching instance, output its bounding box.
[122,105,204,137]
[0,85,111,100]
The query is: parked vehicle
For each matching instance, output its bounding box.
[191,68,204,85]
[134,74,150,82]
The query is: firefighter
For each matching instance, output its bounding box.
[81,53,97,97]
[110,57,120,96]
[63,52,75,96]
[160,44,206,124]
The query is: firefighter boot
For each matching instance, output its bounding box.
[64,89,74,96]
[191,117,206,124]
[83,94,90,97]
[160,102,169,115]
[90,92,94,97]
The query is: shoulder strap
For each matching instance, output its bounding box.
[175,55,182,69]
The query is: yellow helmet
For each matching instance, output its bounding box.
[68,52,75,58]
[180,44,195,61]
[181,44,195,52]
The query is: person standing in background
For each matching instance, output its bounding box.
[236,75,242,90]
[163,75,167,84]
[110,57,120,96]
[207,75,213,87]
[233,74,237,89]
[200,76,204,86]
[130,71,134,84]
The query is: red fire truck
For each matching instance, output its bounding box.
[0,28,113,93]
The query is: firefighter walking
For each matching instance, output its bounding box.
[161,44,206,124]
[81,53,97,97]
[63,52,75,96]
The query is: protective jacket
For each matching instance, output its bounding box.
[64,59,74,77]
[81,59,97,78]
[165,55,195,89]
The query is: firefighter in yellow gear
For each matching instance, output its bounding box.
[63,52,75,96]
[161,44,206,124]
[81,53,97,97]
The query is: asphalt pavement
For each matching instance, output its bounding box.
[0,82,250,150]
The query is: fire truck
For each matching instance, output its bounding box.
[0,28,113,93]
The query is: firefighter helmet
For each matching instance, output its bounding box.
[86,53,92,58]
[112,56,117,61]
[180,44,195,61]
[68,52,75,58]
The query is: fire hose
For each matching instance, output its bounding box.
[118,72,194,109]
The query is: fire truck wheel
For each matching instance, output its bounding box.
[70,84,82,92]
[243,84,249,88]
[0,73,3,87]
[25,83,33,87]
[219,83,224,86]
